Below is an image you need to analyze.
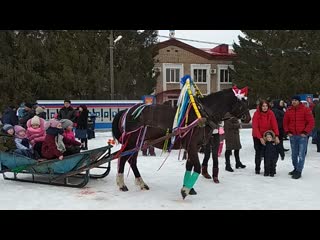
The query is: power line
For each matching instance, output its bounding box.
[157,34,234,47]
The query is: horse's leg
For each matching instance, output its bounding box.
[128,152,150,190]
[183,159,197,196]
[181,149,201,199]
[117,154,130,191]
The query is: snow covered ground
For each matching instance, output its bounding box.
[1,129,320,210]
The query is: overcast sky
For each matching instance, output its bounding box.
[157,30,244,49]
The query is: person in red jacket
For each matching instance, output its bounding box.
[252,100,280,174]
[41,119,65,160]
[283,95,315,179]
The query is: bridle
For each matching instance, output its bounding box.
[195,97,249,129]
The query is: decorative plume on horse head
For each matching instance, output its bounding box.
[111,74,251,199]
[171,74,204,149]
[232,85,248,100]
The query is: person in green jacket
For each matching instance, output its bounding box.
[0,124,17,152]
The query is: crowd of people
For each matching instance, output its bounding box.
[1,95,319,181]
[199,95,316,181]
[0,100,93,161]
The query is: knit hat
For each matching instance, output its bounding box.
[2,124,14,132]
[31,116,41,126]
[25,102,33,108]
[60,119,73,129]
[291,95,301,102]
[35,106,45,115]
[14,125,26,135]
[48,119,61,128]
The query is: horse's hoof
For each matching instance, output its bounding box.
[120,186,129,191]
[181,187,190,199]
[141,184,150,190]
[213,178,220,184]
[181,190,187,199]
[189,188,197,195]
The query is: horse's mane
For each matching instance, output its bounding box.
[198,88,236,122]
[201,88,234,104]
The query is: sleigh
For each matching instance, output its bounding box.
[0,145,113,188]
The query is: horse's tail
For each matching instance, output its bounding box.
[112,109,126,141]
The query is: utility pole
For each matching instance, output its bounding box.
[110,30,114,100]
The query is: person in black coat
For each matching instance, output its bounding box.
[76,105,89,150]
[1,105,18,126]
[201,125,220,183]
[271,99,288,152]
[58,100,76,122]
[19,103,35,129]
[262,130,285,177]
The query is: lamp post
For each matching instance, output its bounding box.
[110,30,122,100]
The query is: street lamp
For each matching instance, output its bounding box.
[110,30,123,100]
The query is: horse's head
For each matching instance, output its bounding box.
[229,86,251,123]
[229,98,251,123]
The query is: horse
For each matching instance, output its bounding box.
[111,87,251,199]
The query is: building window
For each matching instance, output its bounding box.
[193,69,207,83]
[167,96,178,107]
[191,64,210,85]
[166,68,180,83]
[220,69,231,83]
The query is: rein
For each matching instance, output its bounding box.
[195,97,249,127]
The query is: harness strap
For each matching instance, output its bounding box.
[131,104,151,119]
[143,117,206,150]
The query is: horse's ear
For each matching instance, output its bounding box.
[232,85,239,92]
[233,86,248,100]
[241,87,248,97]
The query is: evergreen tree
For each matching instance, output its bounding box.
[231,30,320,106]
[0,30,158,111]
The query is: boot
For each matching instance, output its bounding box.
[235,162,246,168]
[149,146,156,156]
[83,139,88,150]
[288,169,297,175]
[201,166,212,179]
[225,164,234,172]
[212,167,220,183]
[235,159,246,168]
[235,150,246,168]
[142,149,148,156]
[255,158,261,174]
[292,171,301,179]
[225,152,234,172]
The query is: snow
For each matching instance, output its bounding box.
[1,129,320,210]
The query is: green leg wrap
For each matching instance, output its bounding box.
[185,172,200,189]
[183,171,192,186]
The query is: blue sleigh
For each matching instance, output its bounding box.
[0,145,113,188]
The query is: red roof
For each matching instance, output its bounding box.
[156,38,236,60]
[201,44,236,56]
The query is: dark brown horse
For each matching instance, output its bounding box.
[112,87,251,199]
